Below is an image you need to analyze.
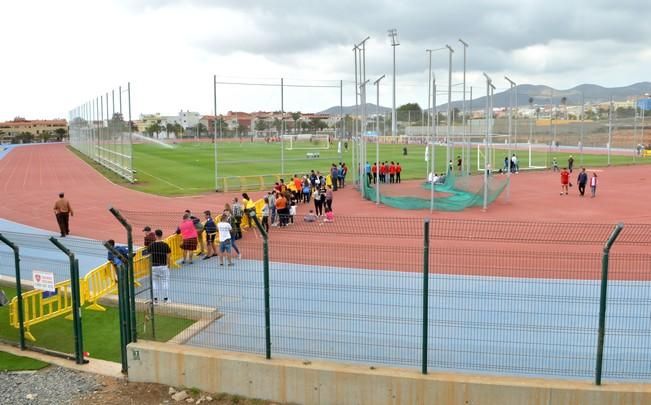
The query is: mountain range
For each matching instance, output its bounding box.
[319,82,651,114]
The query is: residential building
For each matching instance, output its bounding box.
[0,118,67,143]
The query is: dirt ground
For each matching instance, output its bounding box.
[75,374,286,405]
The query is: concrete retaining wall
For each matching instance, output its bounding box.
[127,341,651,405]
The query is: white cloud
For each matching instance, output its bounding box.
[1,0,650,121]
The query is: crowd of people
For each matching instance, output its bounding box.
[364,161,402,185]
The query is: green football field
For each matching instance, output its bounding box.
[130,141,644,196]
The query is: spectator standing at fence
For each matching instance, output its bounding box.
[388,161,395,183]
[313,187,323,217]
[330,164,338,191]
[577,168,588,197]
[302,180,311,203]
[275,192,288,226]
[590,172,598,198]
[142,226,156,249]
[267,191,277,225]
[217,216,234,266]
[231,198,243,239]
[371,162,377,184]
[53,192,73,237]
[148,230,171,303]
[560,167,570,195]
[203,211,217,259]
[568,155,575,173]
[177,213,198,264]
[261,197,270,232]
[337,163,345,188]
[185,210,205,256]
[325,185,333,211]
[107,239,129,283]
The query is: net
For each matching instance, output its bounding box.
[363,173,508,211]
[284,134,331,150]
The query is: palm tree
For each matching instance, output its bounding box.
[291,112,301,133]
[560,97,568,120]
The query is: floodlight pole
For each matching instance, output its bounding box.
[374,75,386,205]
[360,79,370,198]
[482,73,494,211]
[353,44,360,189]
[445,45,454,169]
[459,39,469,175]
[339,80,343,161]
[357,36,370,198]
[281,77,285,176]
[388,29,399,137]
[505,76,516,203]
[213,75,219,191]
[608,96,613,166]
[430,76,436,213]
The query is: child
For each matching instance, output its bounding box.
[590,172,598,198]
[304,210,317,222]
[323,207,334,222]
[289,201,296,224]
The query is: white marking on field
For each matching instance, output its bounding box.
[137,168,185,190]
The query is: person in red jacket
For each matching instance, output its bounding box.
[389,161,396,183]
[560,167,570,195]
[380,162,387,183]
[396,162,402,183]
[371,163,378,184]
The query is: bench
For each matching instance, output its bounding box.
[306,152,320,159]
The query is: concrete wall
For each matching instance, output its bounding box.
[128,341,651,405]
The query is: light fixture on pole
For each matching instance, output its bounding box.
[360,79,370,198]
[374,74,386,205]
[458,39,469,175]
[388,29,399,137]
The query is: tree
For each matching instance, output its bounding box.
[397,103,422,123]
[291,112,302,133]
[54,127,67,141]
[145,120,163,138]
[197,122,207,137]
[560,96,568,119]
[254,119,268,132]
[273,117,282,133]
[165,123,175,138]
[14,132,34,144]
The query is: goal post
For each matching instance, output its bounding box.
[283,133,331,150]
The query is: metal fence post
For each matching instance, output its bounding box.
[595,223,624,385]
[49,237,87,365]
[250,212,271,359]
[109,206,137,342]
[0,233,26,350]
[422,218,430,374]
[103,241,129,374]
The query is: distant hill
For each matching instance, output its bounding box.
[319,103,391,115]
[319,82,651,114]
[439,82,651,110]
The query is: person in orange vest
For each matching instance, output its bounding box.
[371,163,378,184]
[395,162,402,183]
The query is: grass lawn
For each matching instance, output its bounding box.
[126,141,647,196]
[0,284,194,363]
[0,351,49,371]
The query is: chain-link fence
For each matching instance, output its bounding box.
[114,211,651,383]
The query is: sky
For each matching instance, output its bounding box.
[1,0,650,121]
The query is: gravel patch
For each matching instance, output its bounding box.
[0,366,101,405]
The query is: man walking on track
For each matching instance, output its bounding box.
[53,192,73,237]
[560,167,570,195]
[577,167,588,196]
[568,155,574,173]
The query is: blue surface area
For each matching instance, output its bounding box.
[0,219,108,282]
[143,258,651,382]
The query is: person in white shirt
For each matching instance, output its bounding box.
[217,216,234,266]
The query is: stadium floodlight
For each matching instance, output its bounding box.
[482,72,493,211]
[374,74,386,205]
[388,29,399,137]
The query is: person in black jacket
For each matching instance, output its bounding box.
[577,167,588,196]
[203,210,218,259]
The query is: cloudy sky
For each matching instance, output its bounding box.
[1,0,650,121]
